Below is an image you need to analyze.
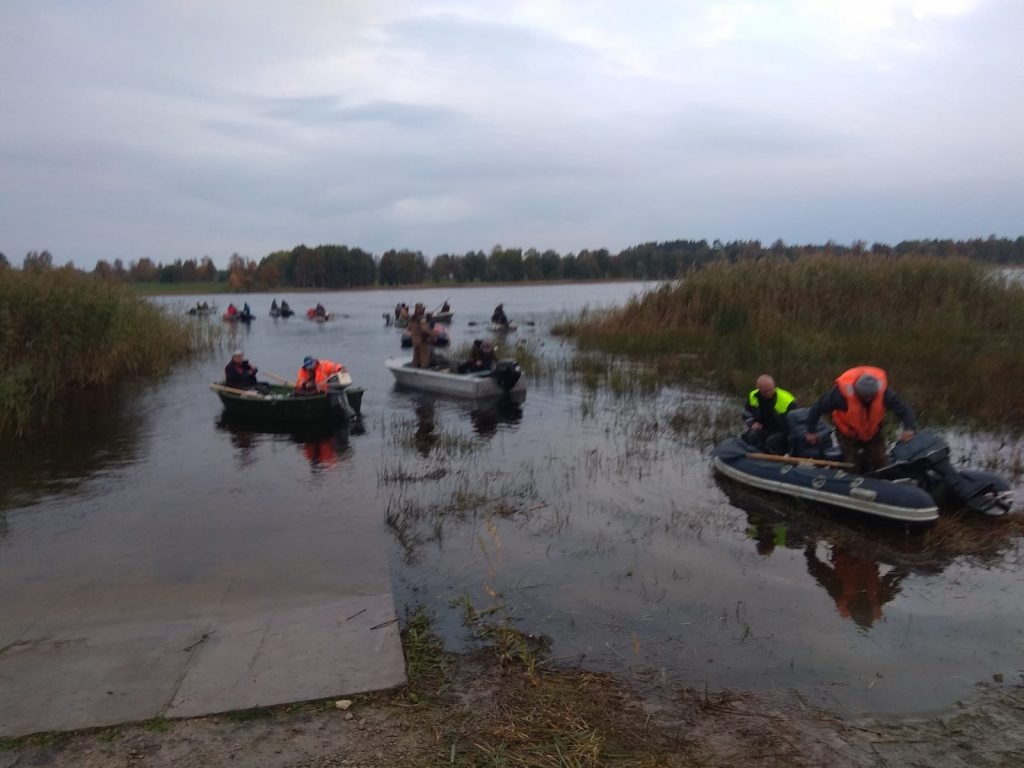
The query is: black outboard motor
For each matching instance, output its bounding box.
[492,359,522,392]
[890,430,1013,515]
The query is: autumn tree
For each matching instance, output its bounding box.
[128,257,159,282]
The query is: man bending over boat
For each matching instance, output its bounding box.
[742,374,796,454]
[224,350,259,389]
[295,356,347,394]
[804,366,916,474]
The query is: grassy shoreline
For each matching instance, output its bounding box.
[0,270,218,436]
[555,255,1024,431]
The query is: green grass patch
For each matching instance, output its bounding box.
[401,606,449,703]
[141,716,171,733]
[0,731,69,751]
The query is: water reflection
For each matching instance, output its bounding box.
[721,477,941,630]
[470,398,523,436]
[804,544,908,630]
[0,387,144,513]
[215,413,353,472]
[401,392,523,456]
[413,400,437,457]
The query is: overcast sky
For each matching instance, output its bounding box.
[2,1,1022,269]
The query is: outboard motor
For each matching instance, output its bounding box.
[890,430,1013,515]
[492,359,522,392]
[325,382,350,417]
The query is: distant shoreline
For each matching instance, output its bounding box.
[134,277,662,297]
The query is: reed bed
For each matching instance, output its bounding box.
[556,255,1024,430]
[0,269,219,436]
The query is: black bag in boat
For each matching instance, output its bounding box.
[785,407,841,460]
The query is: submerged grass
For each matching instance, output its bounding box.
[0,269,219,436]
[555,255,1024,431]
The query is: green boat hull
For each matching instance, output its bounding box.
[213,383,343,424]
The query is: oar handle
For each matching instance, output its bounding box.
[746,452,854,469]
[263,370,295,386]
[210,383,264,398]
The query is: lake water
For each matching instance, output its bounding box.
[2,281,1023,717]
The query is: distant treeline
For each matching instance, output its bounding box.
[4,236,1024,290]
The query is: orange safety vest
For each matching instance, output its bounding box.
[831,366,888,441]
[295,360,344,392]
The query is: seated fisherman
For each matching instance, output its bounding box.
[457,340,496,373]
[742,374,797,454]
[224,350,258,389]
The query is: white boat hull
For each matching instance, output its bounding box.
[386,358,526,400]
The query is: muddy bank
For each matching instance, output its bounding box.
[3,654,1022,768]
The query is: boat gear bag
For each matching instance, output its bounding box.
[786,408,840,460]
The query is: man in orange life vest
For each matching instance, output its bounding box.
[294,356,346,394]
[804,366,916,473]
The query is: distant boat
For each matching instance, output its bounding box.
[432,309,454,324]
[306,307,333,322]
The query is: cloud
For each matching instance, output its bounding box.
[393,194,478,224]
[0,0,1020,268]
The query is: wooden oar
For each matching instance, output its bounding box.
[746,452,854,469]
[263,370,296,386]
[209,383,264,398]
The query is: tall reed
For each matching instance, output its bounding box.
[557,255,1024,430]
[0,269,218,435]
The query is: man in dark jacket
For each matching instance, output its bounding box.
[457,340,496,373]
[805,366,916,473]
[224,350,258,389]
